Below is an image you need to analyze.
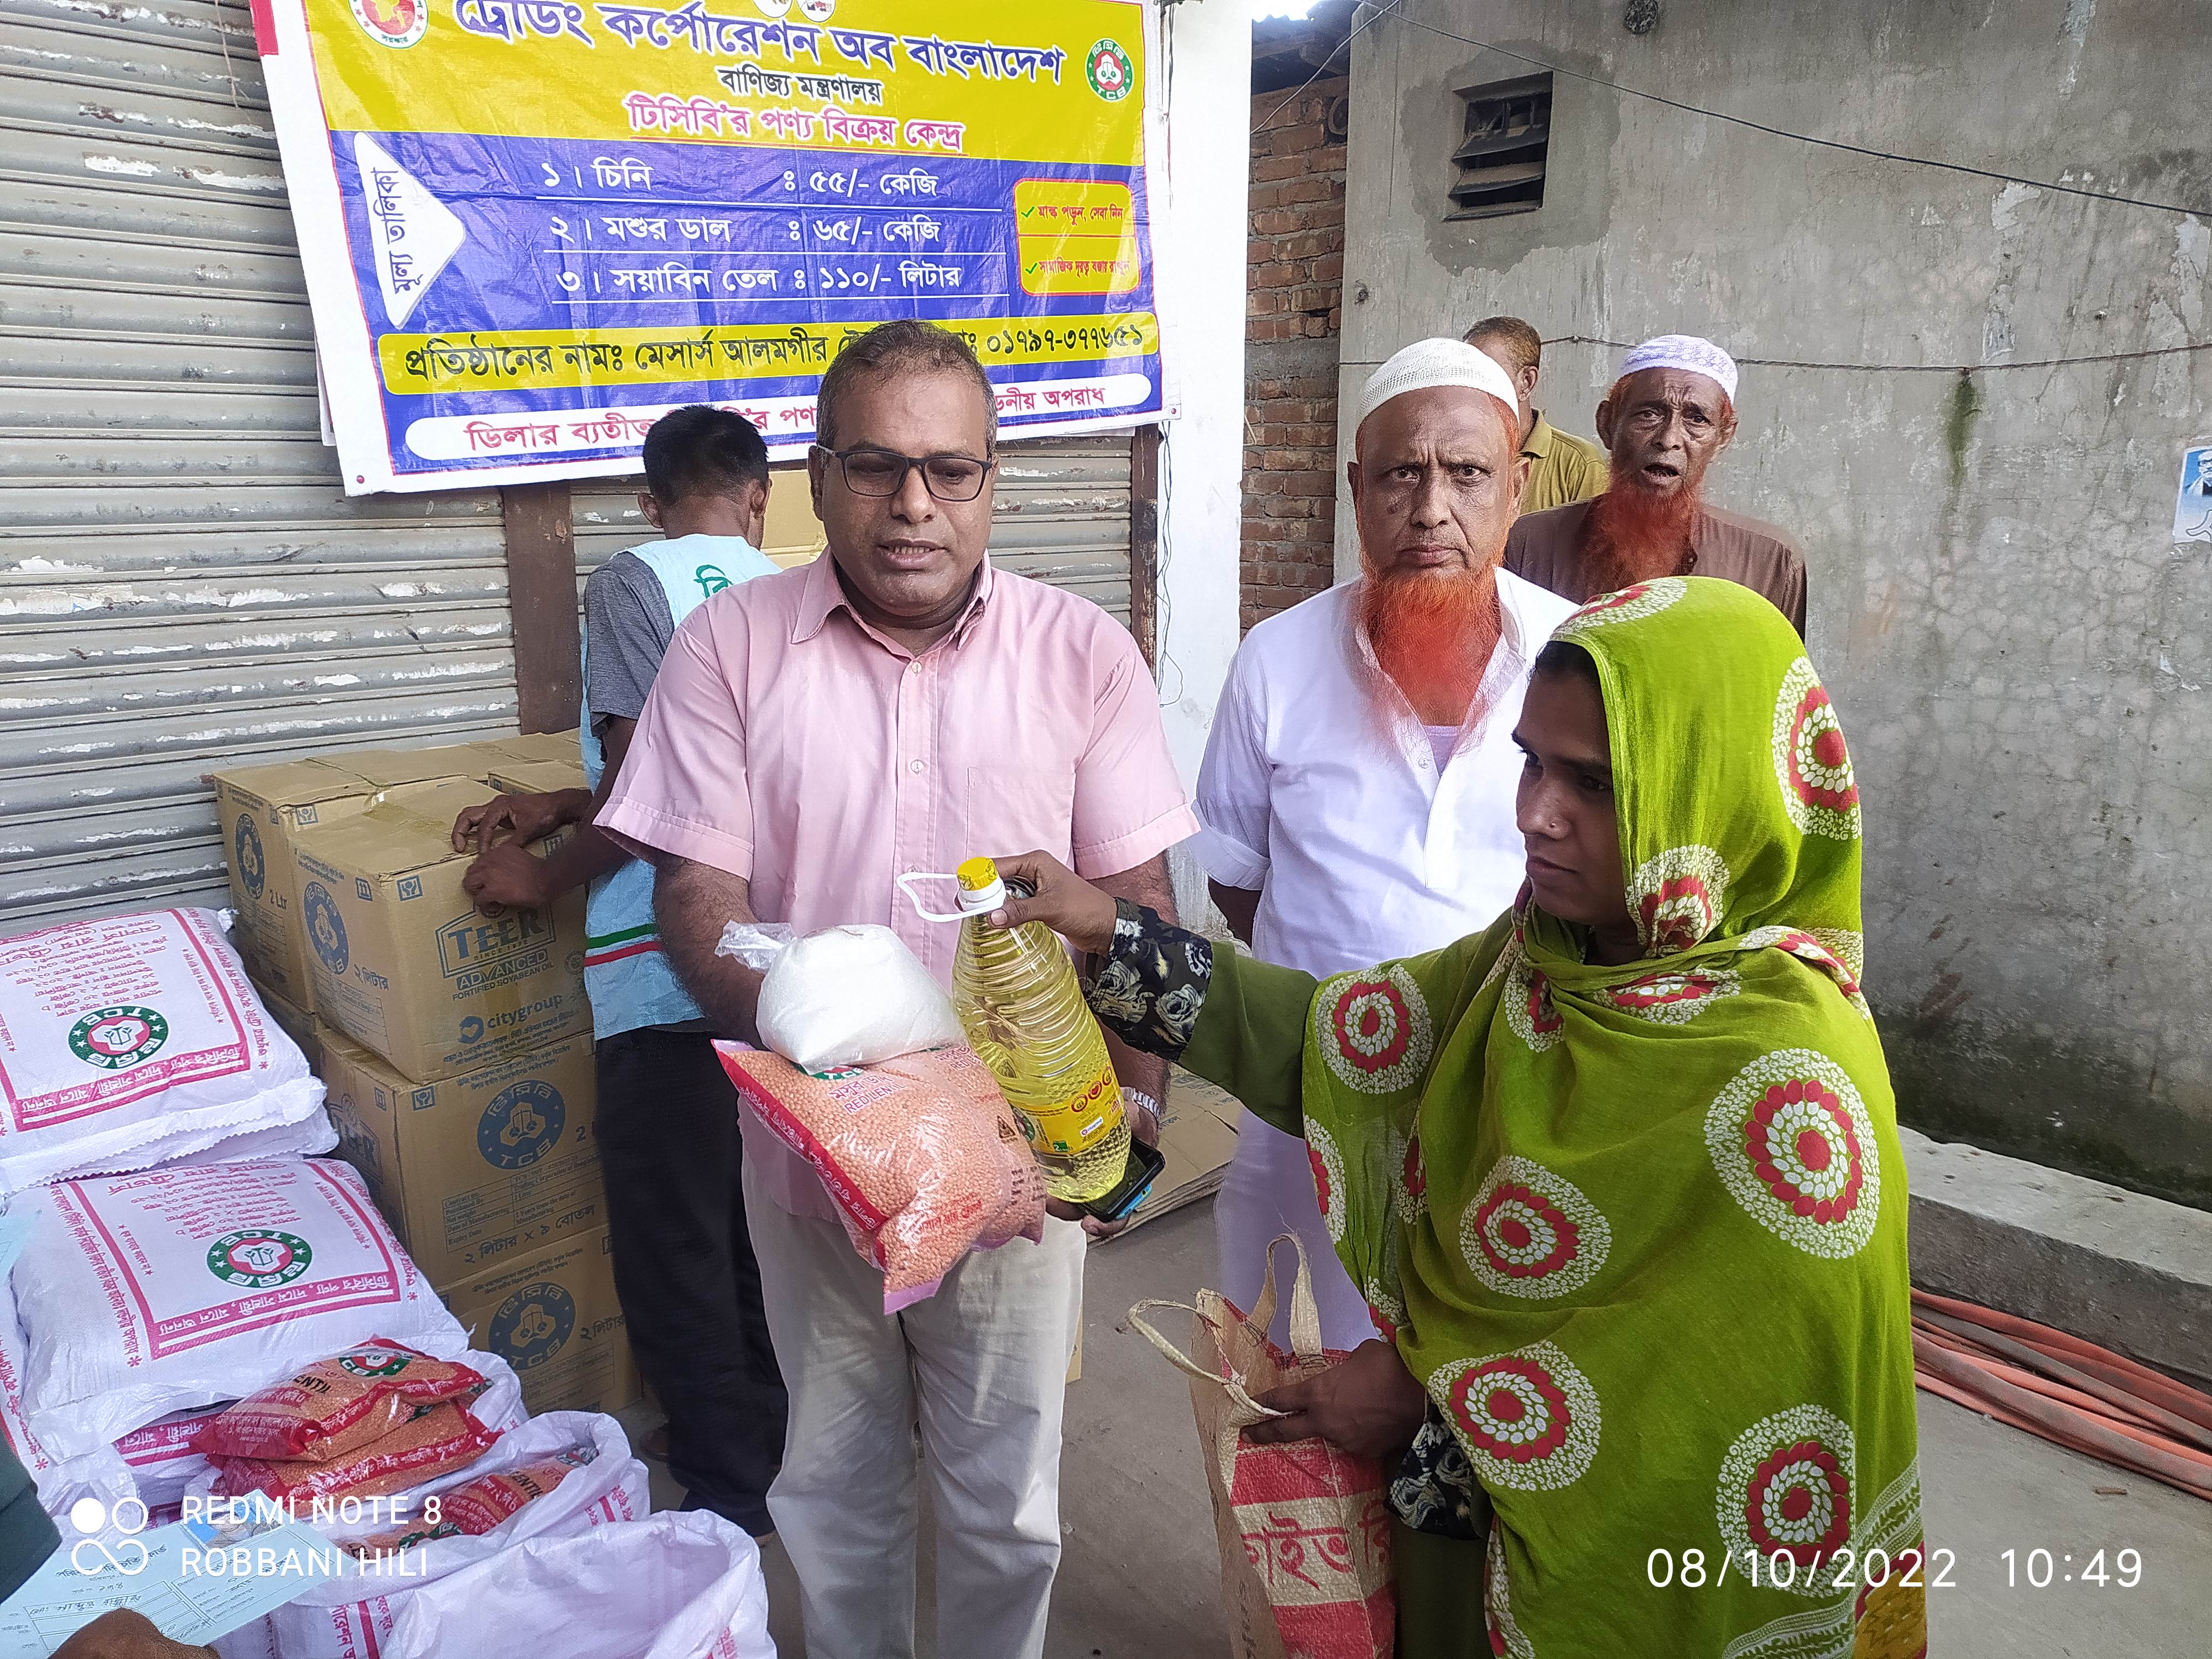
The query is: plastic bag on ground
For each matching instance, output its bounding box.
[379,1509,773,1659]
[0,908,325,1193]
[10,1156,468,1459]
[753,924,964,1072]
[220,1411,649,1659]
[717,1041,1044,1312]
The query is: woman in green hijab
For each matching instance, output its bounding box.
[996,577,1924,1659]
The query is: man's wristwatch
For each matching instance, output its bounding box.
[1121,1087,1161,1135]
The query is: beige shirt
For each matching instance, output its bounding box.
[1517,411,1610,514]
[1505,497,1809,637]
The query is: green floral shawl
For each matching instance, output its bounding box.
[1212,577,1925,1658]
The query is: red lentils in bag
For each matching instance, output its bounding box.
[194,1339,487,1463]
[208,1401,497,1503]
[440,1451,592,1534]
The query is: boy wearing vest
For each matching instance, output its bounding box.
[452,405,786,1533]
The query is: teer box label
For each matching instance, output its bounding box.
[295,777,588,1082]
[318,1029,603,1288]
[439,1227,637,1417]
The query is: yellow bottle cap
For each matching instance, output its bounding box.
[956,857,1000,893]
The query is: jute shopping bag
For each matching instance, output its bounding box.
[1129,1234,1394,1659]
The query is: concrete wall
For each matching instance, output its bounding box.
[1244,76,1349,632]
[1342,0,2211,1206]
[1156,0,1252,925]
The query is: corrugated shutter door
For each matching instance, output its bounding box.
[0,0,517,936]
[571,435,1134,624]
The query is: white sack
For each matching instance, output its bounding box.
[755,924,963,1072]
[220,1412,651,1659]
[0,1258,133,1519]
[11,1156,467,1459]
[0,909,325,1193]
[380,1509,774,1659]
[161,1105,338,1170]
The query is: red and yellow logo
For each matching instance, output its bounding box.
[350,0,425,48]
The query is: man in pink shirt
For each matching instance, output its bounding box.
[600,320,1196,1659]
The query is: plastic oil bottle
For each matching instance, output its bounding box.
[947,856,1129,1204]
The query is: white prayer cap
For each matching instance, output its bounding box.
[1617,335,1739,403]
[1354,338,1520,429]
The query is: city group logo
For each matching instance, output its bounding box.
[479,1080,566,1170]
[491,1281,575,1369]
[349,0,426,48]
[1086,38,1133,102]
[207,1229,314,1290]
[304,881,349,975]
[68,1497,150,1578]
[234,813,266,899]
[69,1005,170,1072]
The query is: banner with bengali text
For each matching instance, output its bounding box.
[257,0,1166,493]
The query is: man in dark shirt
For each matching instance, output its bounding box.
[1505,334,1807,635]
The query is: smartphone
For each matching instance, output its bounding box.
[1082,1136,1167,1224]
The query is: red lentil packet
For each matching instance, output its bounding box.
[208,1401,498,1503]
[440,1450,593,1535]
[194,1340,486,1463]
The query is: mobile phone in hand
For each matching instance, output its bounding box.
[1082,1138,1166,1224]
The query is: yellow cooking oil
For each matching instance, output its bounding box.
[948,856,1129,1204]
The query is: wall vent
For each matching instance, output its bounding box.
[1448,72,1553,220]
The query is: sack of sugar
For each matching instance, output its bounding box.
[0,908,326,1193]
[9,1156,468,1458]
[717,1042,1044,1311]
[749,925,963,1072]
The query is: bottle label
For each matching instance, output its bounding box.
[1021,1064,1121,1154]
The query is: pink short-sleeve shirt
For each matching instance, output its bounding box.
[599,551,1198,1215]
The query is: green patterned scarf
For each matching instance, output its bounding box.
[1299,577,1924,1658]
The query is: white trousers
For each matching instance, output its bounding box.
[744,1161,1086,1659]
[1214,1111,1383,1353]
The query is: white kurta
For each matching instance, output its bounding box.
[1194,570,1577,1349]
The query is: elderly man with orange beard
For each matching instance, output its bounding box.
[1506,333,1807,634]
[1196,338,1577,1350]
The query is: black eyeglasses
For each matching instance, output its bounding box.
[816,445,995,503]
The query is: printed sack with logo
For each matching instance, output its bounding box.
[1130,1235,1395,1659]
[0,1258,135,1519]
[715,1042,1045,1312]
[0,909,325,1193]
[9,1156,468,1458]
[378,1509,773,1659]
[218,1412,650,1659]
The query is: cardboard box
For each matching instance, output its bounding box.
[318,1030,606,1287]
[471,731,584,770]
[1120,1067,1242,1234]
[249,978,324,1074]
[295,778,590,1081]
[212,746,488,1008]
[439,1228,638,1417]
[482,758,590,797]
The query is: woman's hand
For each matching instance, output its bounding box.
[1245,1338,1430,1463]
[984,851,1119,957]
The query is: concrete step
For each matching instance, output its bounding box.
[1902,1127,2212,1390]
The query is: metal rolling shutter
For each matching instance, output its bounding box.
[572,435,1135,624]
[0,0,517,936]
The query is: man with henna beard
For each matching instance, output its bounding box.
[1194,338,1575,1352]
[1506,335,1808,635]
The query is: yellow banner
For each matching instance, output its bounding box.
[308,0,1147,167]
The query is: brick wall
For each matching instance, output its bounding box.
[1242,76,1348,632]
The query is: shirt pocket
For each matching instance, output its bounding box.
[961,766,1078,866]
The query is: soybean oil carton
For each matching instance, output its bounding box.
[294,778,589,1082]
[318,1029,604,1287]
[212,745,484,1009]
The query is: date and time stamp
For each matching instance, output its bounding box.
[1642,1543,2148,1594]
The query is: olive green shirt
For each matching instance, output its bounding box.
[1517,412,1610,515]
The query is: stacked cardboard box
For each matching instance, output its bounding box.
[212,734,638,1417]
